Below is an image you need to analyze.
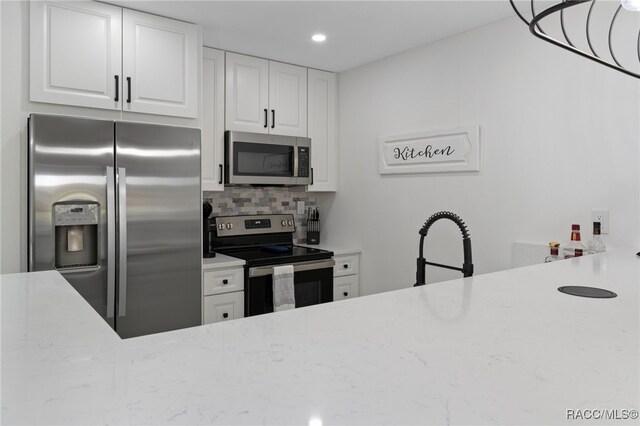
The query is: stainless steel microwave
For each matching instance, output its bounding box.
[224,131,312,186]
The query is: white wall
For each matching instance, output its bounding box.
[319,16,640,295]
[0,1,199,273]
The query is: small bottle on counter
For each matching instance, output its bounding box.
[545,242,562,263]
[563,224,588,259]
[587,221,606,254]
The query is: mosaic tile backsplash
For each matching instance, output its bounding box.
[203,187,318,243]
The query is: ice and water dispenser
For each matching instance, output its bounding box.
[53,202,99,269]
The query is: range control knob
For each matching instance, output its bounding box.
[218,224,224,230]
[281,220,287,226]
[287,220,293,226]
[226,223,233,230]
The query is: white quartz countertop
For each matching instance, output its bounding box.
[2,251,638,425]
[202,252,245,269]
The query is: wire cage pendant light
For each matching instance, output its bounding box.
[509,0,640,79]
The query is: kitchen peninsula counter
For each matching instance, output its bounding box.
[2,251,638,425]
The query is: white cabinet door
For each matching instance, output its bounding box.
[307,69,338,191]
[269,62,307,137]
[202,47,225,191]
[333,275,359,301]
[203,266,244,296]
[225,52,269,133]
[203,292,244,325]
[122,9,198,118]
[333,254,360,277]
[30,1,122,110]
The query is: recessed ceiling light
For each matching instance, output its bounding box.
[311,34,327,42]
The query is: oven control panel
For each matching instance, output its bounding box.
[213,214,296,237]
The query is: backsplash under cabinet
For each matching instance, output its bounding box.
[203,187,318,243]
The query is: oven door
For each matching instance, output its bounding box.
[246,259,334,316]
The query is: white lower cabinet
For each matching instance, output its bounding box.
[203,291,244,324]
[334,275,359,301]
[332,252,360,302]
[202,265,244,325]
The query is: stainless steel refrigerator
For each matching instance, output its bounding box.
[28,114,201,339]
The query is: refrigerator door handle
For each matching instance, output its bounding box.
[106,167,116,318]
[117,167,127,317]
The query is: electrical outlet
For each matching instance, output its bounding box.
[591,209,609,234]
[297,201,305,215]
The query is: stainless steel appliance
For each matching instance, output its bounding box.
[211,214,333,316]
[28,114,201,339]
[224,131,312,186]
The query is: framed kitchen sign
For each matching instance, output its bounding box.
[378,126,480,175]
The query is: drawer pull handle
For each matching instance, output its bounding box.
[222,279,228,285]
[222,313,229,319]
[343,264,348,269]
[343,291,348,297]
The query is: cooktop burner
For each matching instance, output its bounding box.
[210,214,333,266]
[217,245,333,267]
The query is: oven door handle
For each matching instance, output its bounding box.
[249,259,335,278]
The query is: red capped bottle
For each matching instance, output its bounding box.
[563,224,588,259]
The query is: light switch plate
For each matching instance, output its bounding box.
[591,209,609,234]
[297,201,305,215]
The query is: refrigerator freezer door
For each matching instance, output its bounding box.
[115,122,201,338]
[28,114,116,326]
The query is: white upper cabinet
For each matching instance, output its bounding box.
[225,53,269,133]
[30,1,122,110]
[122,10,198,118]
[268,61,307,137]
[201,47,225,191]
[30,1,199,118]
[307,69,338,192]
[226,53,307,137]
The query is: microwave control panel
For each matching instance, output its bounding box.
[297,147,309,177]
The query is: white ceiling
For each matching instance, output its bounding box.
[109,1,516,72]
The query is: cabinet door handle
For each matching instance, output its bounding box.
[264,109,268,128]
[114,75,119,102]
[343,264,348,269]
[218,164,223,185]
[222,313,229,319]
[271,110,275,129]
[126,77,131,103]
[222,279,228,285]
[343,292,349,297]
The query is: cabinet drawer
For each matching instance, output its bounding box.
[333,275,359,301]
[203,291,244,325]
[333,255,359,277]
[203,267,244,296]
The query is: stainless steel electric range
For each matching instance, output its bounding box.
[210,214,334,317]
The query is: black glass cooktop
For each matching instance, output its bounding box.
[217,245,333,267]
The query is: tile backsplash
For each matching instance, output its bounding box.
[203,187,318,243]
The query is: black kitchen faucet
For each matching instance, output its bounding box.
[414,211,474,286]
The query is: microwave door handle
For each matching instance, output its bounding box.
[249,259,335,278]
[293,147,299,178]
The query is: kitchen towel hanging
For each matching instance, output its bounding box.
[273,264,295,311]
